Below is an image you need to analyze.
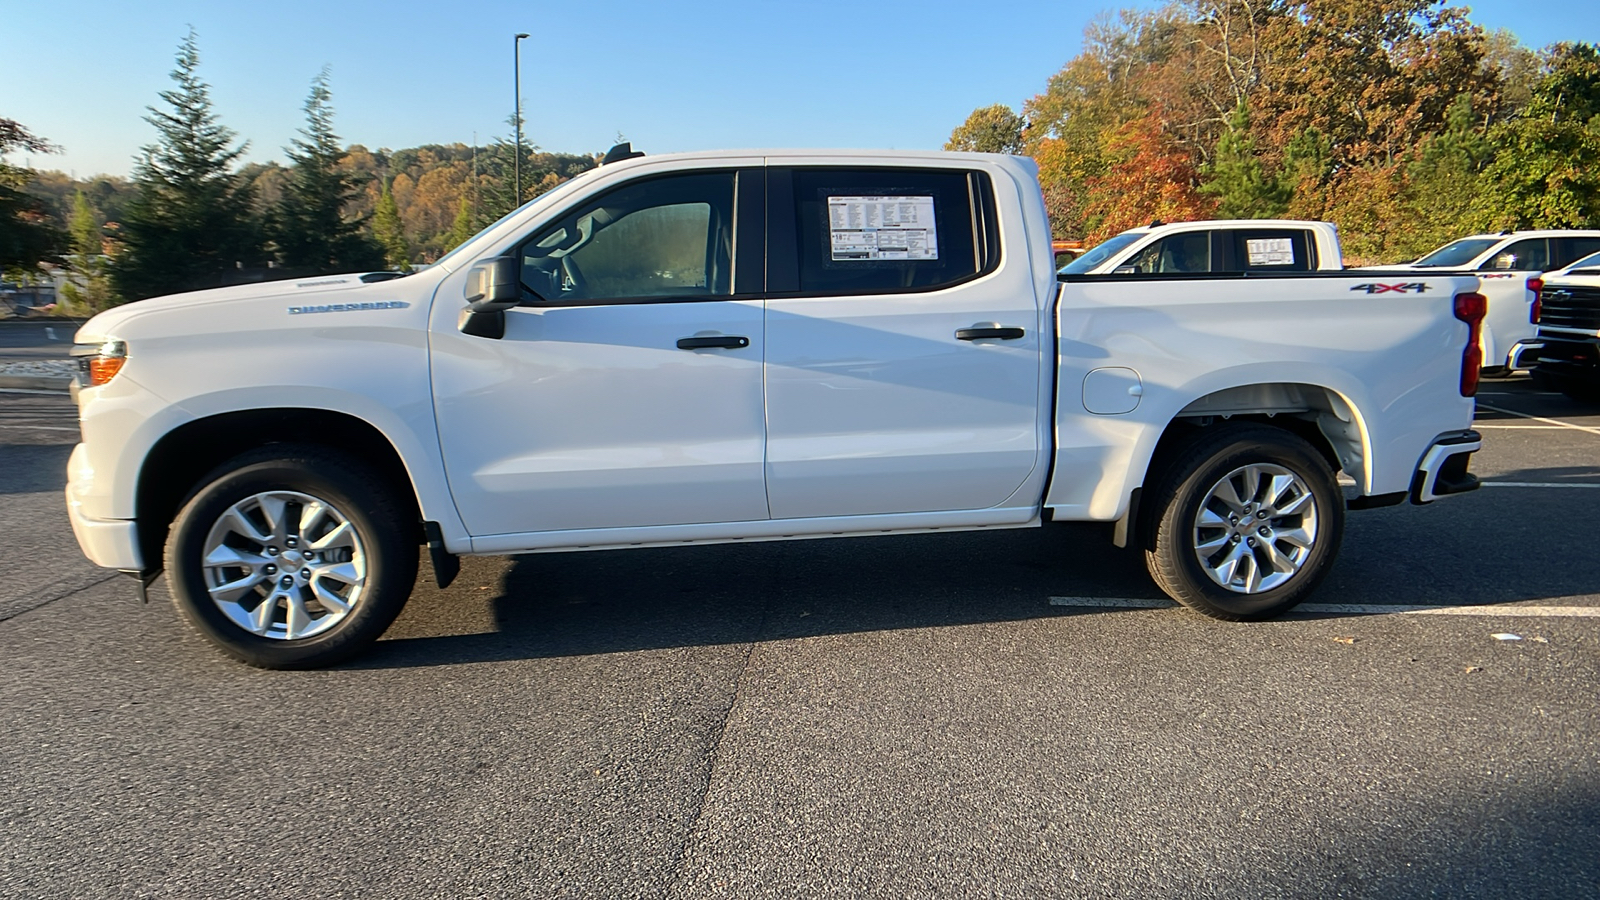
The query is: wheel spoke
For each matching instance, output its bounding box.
[256,495,292,542]
[313,561,362,586]
[308,521,355,553]
[1273,489,1313,517]
[298,501,331,541]
[1275,526,1314,552]
[1211,543,1249,586]
[312,580,352,614]
[219,507,272,545]
[248,595,280,635]
[1240,551,1262,592]
[283,592,314,640]
[208,573,263,605]
[1239,466,1265,505]
[1196,533,1232,555]
[204,543,267,570]
[1212,477,1246,513]
[1257,536,1298,576]
[1197,507,1230,529]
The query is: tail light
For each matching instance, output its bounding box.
[1528,276,1544,323]
[1454,292,1487,397]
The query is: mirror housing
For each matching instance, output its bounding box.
[464,256,522,312]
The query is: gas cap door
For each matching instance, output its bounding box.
[1083,367,1143,415]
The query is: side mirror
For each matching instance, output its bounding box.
[464,256,522,312]
[460,256,520,339]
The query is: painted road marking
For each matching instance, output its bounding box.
[1481,481,1600,489]
[1048,597,1600,617]
[0,388,69,396]
[1477,403,1600,436]
[6,425,80,432]
[1473,424,1571,429]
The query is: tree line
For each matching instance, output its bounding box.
[0,30,597,310]
[946,0,1600,263]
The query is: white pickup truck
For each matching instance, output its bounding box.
[1388,230,1600,372]
[65,147,1486,668]
[1060,219,1344,276]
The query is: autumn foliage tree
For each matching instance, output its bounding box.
[954,1,1600,262]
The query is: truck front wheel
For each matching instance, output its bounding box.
[163,446,419,669]
[1143,425,1344,620]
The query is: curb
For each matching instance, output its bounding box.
[0,374,71,391]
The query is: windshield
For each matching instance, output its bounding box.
[1060,231,1146,274]
[1411,237,1501,268]
[428,169,603,272]
[1566,251,1600,272]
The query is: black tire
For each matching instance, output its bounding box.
[163,445,418,669]
[1143,425,1344,621]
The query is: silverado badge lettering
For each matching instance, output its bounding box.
[1349,283,1431,294]
[287,301,410,315]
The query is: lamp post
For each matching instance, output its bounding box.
[513,32,529,208]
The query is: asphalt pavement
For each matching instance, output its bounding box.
[1,374,1596,899]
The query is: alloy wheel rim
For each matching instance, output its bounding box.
[200,491,368,640]
[1191,464,1319,594]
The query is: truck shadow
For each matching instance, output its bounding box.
[359,488,1600,669]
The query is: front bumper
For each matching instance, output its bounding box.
[65,442,143,571]
[1410,431,1481,504]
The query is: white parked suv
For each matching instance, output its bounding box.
[1389,231,1600,372]
[66,147,1485,668]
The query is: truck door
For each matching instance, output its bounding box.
[761,165,1043,519]
[429,166,771,537]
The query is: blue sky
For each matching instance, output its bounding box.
[4,0,1597,178]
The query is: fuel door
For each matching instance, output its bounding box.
[1083,367,1143,415]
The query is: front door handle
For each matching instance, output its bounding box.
[676,335,750,350]
[955,325,1025,341]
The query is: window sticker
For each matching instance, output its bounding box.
[828,196,939,260]
[1246,238,1295,266]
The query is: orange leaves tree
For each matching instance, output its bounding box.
[954,1,1595,262]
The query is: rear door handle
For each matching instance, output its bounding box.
[955,325,1025,341]
[676,335,750,350]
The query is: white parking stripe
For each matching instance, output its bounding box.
[1481,481,1600,488]
[1477,403,1600,436]
[1473,424,1570,429]
[7,425,80,432]
[1048,597,1600,616]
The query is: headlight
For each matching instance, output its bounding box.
[70,339,127,387]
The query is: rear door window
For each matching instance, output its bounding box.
[1554,237,1600,268]
[1220,229,1314,272]
[773,167,996,295]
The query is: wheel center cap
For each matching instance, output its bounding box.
[281,549,305,566]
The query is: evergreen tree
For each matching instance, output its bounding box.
[1199,101,1289,219]
[113,30,264,300]
[1403,95,1497,258]
[442,196,475,254]
[371,177,410,270]
[59,192,118,313]
[0,118,67,277]
[274,69,385,273]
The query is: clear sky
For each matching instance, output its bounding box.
[3,0,1597,179]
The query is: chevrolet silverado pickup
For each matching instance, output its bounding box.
[1061,219,1344,276]
[1530,249,1600,401]
[66,147,1486,668]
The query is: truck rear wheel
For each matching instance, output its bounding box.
[163,446,418,669]
[1143,425,1344,620]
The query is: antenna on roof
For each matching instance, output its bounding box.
[1148,219,1165,228]
[601,142,645,165]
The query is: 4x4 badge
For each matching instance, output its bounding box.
[1349,283,1430,294]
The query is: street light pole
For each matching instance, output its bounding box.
[513,32,529,209]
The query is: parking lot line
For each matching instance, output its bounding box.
[1473,424,1569,429]
[1481,481,1600,488]
[1477,403,1600,436]
[1048,597,1600,616]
